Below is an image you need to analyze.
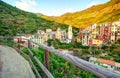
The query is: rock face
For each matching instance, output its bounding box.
[0,45,36,78]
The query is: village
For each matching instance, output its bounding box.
[14,20,120,73]
[14,20,120,48]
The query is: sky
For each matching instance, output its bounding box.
[3,0,109,16]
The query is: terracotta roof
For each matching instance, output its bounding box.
[24,34,31,37]
[58,49,64,51]
[97,58,115,66]
[18,41,26,44]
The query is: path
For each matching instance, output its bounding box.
[0,45,35,78]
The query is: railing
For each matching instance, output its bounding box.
[0,36,120,78]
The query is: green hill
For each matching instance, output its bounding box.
[0,0,68,36]
[40,0,120,28]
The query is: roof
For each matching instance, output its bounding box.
[24,34,31,37]
[97,58,115,66]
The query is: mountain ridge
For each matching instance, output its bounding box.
[39,0,120,28]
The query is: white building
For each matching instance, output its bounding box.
[68,26,73,42]
[82,32,90,46]
[37,30,45,35]
[60,30,67,43]
[46,29,52,39]
[51,31,56,40]
[30,34,46,49]
[111,23,118,41]
[56,28,61,40]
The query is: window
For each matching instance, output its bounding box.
[111,66,113,68]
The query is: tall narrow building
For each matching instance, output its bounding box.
[68,25,73,40]
[56,28,61,40]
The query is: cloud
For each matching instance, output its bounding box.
[87,2,98,8]
[15,0,36,11]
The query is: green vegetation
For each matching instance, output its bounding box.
[0,39,98,77]
[46,39,89,50]
[40,0,120,28]
[74,41,120,62]
[0,0,69,36]
[22,47,98,78]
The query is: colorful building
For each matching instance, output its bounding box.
[52,31,56,39]
[79,28,84,41]
[104,25,111,40]
[89,39,103,47]
[46,29,52,39]
[60,30,67,43]
[111,23,118,41]
[82,31,90,46]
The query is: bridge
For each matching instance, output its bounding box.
[0,36,120,78]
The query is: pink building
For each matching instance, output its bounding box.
[52,30,56,39]
[99,25,105,40]
[79,28,84,41]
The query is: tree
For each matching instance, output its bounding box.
[47,39,53,46]
[117,39,120,44]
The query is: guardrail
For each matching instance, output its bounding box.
[0,36,120,78]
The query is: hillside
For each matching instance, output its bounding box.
[0,0,68,36]
[40,0,120,28]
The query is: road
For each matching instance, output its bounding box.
[0,45,35,78]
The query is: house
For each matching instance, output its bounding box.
[99,24,105,39]
[111,23,118,41]
[20,34,32,46]
[97,35,103,40]
[51,30,56,40]
[60,30,67,43]
[23,34,32,40]
[31,34,45,43]
[30,34,45,49]
[82,31,90,46]
[46,29,52,39]
[79,28,84,41]
[116,26,120,41]
[90,28,98,39]
[89,39,103,47]
[114,21,120,41]
[89,57,120,73]
[104,23,111,40]
[37,30,45,35]
[14,36,20,43]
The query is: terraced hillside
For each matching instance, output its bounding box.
[40,0,120,28]
[0,0,68,36]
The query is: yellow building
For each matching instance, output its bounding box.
[92,39,103,46]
